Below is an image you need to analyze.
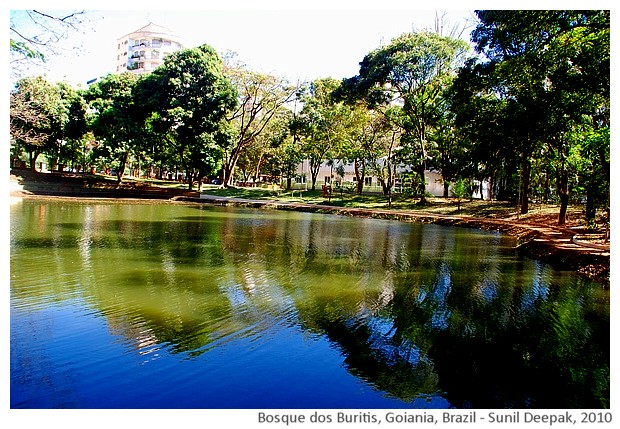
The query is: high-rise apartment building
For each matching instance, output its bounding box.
[115,22,184,74]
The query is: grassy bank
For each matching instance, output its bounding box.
[199,185,594,230]
[12,170,601,230]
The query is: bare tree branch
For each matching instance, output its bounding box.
[10,10,91,78]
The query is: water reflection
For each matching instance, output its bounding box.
[10,200,609,408]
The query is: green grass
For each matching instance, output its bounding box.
[198,184,595,227]
[199,185,519,215]
[110,177,589,227]
[13,170,594,228]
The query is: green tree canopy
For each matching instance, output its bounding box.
[10,76,77,170]
[220,58,298,187]
[136,44,238,190]
[462,10,610,221]
[85,72,143,182]
[343,31,468,204]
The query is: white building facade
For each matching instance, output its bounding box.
[292,160,446,195]
[292,159,492,199]
[116,22,184,75]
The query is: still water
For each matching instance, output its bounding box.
[10,199,609,409]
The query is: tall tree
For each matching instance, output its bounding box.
[10,76,69,170]
[294,78,349,191]
[237,108,294,186]
[85,72,143,182]
[46,83,89,171]
[579,122,610,224]
[429,93,465,198]
[469,10,610,221]
[220,62,298,187]
[343,31,468,204]
[273,137,305,191]
[339,103,395,195]
[137,44,238,190]
[450,57,522,202]
[369,107,403,200]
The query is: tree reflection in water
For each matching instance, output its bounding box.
[10,202,609,408]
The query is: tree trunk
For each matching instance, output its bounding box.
[519,159,531,215]
[241,169,251,185]
[544,170,551,203]
[187,171,194,191]
[29,150,40,171]
[380,179,390,196]
[222,140,251,187]
[417,161,428,205]
[309,159,321,191]
[585,187,596,223]
[557,167,569,226]
[354,159,365,195]
[254,153,265,184]
[221,150,238,188]
[116,152,129,183]
[443,181,450,198]
[222,163,235,187]
[378,131,397,199]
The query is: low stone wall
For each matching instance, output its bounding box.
[10,169,200,200]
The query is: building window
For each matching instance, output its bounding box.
[324,176,331,184]
[364,177,372,186]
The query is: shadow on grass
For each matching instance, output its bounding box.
[200,186,521,216]
[198,186,594,228]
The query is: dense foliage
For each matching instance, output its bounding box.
[135,44,238,190]
[453,10,610,223]
[9,10,609,225]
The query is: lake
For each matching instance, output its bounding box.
[10,199,609,409]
